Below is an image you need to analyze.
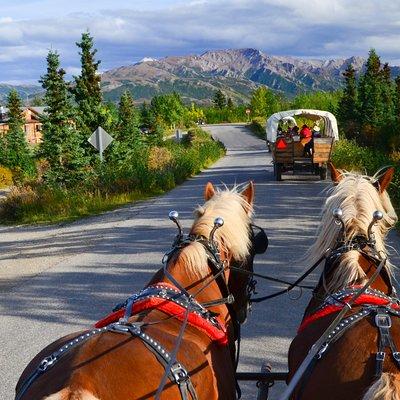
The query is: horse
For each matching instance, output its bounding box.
[287,163,400,400]
[15,181,268,400]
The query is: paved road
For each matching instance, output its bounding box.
[1,125,399,400]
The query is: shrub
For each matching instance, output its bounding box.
[148,147,173,171]
[0,128,225,224]
[249,117,266,139]
[0,166,13,188]
[332,139,400,215]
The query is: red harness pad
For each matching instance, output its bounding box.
[95,283,228,345]
[298,290,400,333]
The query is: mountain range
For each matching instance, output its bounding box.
[2,48,400,105]
[0,84,43,103]
[101,48,373,104]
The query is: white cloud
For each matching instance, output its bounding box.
[1,0,400,82]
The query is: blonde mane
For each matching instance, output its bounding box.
[305,171,398,292]
[169,187,253,279]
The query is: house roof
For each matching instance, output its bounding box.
[0,106,46,123]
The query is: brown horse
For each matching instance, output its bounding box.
[15,182,268,400]
[287,164,400,400]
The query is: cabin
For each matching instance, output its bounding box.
[0,106,45,145]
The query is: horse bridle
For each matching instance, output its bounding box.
[164,215,268,333]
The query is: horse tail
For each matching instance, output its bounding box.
[363,373,400,400]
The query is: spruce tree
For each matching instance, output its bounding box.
[213,90,226,109]
[40,51,88,186]
[358,49,384,130]
[390,75,400,150]
[227,97,234,109]
[3,90,33,174]
[111,91,142,159]
[338,64,359,138]
[380,63,394,118]
[395,76,400,124]
[72,32,102,141]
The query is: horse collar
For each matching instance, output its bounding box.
[95,282,228,345]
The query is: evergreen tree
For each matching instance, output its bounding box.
[213,90,226,109]
[227,97,234,109]
[40,51,88,186]
[111,91,142,159]
[358,49,384,130]
[395,76,400,124]
[380,63,394,118]
[3,90,33,174]
[72,32,102,141]
[338,64,359,138]
[250,86,279,117]
[388,75,400,150]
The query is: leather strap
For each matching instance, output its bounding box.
[16,323,198,400]
[110,322,198,400]
[374,309,400,378]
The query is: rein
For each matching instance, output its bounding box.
[229,249,331,303]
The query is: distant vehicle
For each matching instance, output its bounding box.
[266,109,339,181]
[139,126,150,134]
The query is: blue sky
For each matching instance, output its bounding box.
[1,0,400,84]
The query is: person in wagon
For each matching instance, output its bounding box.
[312,125,321,138]
[300,124,312,156]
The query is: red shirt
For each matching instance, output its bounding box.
[300,127,312,139]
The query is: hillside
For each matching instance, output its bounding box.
[0,84,43,103]
[101,48,370,104]
[2,48,400,105]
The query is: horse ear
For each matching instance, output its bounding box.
[376,167,395,193]
[329,162,343,183]
[204,182,215,200]
[240,181,255,209]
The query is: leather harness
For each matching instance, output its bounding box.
[294,236,400,398]
[15,228,258,400]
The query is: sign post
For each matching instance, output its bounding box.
[88,126,114,162]
[245,108,251,122]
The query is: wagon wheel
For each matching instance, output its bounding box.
[320,164,327,180]
[275,163,283,181]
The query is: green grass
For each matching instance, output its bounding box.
[0,189,157,225]
[332,139,400,226]
[0,127,225,225]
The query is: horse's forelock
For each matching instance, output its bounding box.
[192,188,252,260]
[170,188,252,279]
[304,171,397,292]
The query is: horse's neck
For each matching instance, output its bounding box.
[304,253,392,318]
[148,262,231,324]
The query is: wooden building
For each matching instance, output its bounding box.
[0,106,44,145]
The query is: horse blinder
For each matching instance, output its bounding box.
[251,224,268,255]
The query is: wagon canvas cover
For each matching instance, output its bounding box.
[266,109,339,143]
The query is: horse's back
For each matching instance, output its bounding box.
[16,322,231,400]
[289,314,400,399]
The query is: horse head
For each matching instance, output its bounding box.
[197,181,268,324]
[306,163,397,294]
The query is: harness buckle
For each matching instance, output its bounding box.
[227,294,235,304]
[38,355,57,372]
[375,313,392,329]
[316,343,329,359]
[393,352,400,362]
[171,363,189,384]
[376,351,386,362]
